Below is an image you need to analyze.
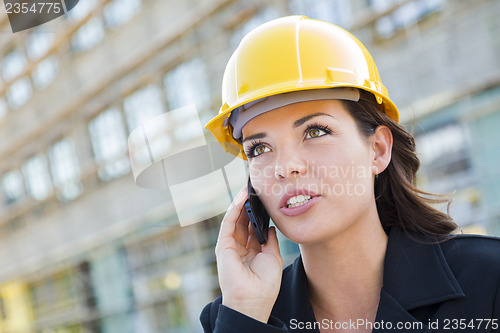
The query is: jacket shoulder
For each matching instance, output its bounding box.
[440,233,500,275]
[200,294,222,332]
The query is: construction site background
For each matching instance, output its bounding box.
[0,0,499,332]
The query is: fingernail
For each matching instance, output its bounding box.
[236,188,247,201]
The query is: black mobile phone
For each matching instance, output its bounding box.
[244,178,270,244]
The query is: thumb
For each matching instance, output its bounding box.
[262,226,282,261]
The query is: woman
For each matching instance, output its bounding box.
[201,16,500,332]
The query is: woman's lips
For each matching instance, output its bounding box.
[279,189,319,208]
[279,195,321,217]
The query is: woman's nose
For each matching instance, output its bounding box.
[274,152,307,180]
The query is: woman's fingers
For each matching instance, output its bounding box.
[262,227,282,262]
[234,199,250,245]
[215,186,247,253]
[246,221,262,253]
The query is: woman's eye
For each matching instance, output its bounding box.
[253,144,270,156]
[245,142,271,158]
[306,128,327,138]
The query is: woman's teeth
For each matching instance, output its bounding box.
[286,195,312,208]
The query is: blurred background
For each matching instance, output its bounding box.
[0,0,499,332]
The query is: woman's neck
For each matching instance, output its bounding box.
[299,213,388,329]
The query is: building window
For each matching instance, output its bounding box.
[22,154,53,201]
[1,170,25,205]
[89,107,130,181]
[104,0,142,28]
[29,271,79,318]
[49,138,83,201]
[164,58,211,113]
[2,49,26,81]
[2,50,33,108]
[288,0,352,28]
[123,85,165,133]
[66,0,96,21]
[72,17,105,52]
[26,28,54,60]
[7,78,33,109]
[230,7,280,50]
[416,123,471,179]
[33,57,59,90]
[370,0,445,38]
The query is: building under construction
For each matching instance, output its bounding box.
[1,0,499,332]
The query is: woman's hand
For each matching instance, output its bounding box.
[215,186,283,323]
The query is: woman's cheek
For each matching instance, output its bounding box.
[248,173,278,216]
[249,158,274,189]
[252,178,275,204]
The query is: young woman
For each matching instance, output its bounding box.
[201,16,500,332]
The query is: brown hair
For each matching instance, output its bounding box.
[342,91,458,240]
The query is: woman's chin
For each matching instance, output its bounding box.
[274,220,331,245]
[273,212,355,246]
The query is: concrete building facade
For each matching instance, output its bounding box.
[0,0,499,332]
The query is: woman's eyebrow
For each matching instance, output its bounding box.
[242,113,333,143]
[293,112,333,127]
[242,132,266,144]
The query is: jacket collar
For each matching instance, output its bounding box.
[374,226,465,332]
[380,226,464,310]
[272,226,465,332]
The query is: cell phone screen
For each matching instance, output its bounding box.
[244,178,270,244]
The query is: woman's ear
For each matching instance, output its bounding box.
[370,125,393,176]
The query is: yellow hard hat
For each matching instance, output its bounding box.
[205,15,399,159]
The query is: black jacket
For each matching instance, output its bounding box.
[200,227,500,332]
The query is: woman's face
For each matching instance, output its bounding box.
[241,99,381,245]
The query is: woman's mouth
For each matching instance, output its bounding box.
[286,194,312,208]
[280,191,320,216]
